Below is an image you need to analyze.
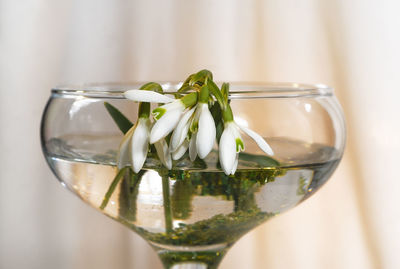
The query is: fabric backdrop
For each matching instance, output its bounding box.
[1,0,399,268]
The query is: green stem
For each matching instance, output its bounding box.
[139,82,161,118]
[138,102,150,118]
[162,175,173,233]
[199,84,210,103]
[118,169,144,222]
[208,80,226,110]
[100,167,129,210]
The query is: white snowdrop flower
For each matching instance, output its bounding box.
[124,89,175,103]
[184,84,216,161]
[124,89,198,145]
[219,122,244,175]
[170,107,196,152]
[167,101,214,161]
[130,118,151,172]
[150,101,186,144]
[120,77,273,176]
[218,98,274,175]
[219,121,274,175]
[184,105,201,161]
[237,124,274,156]
[117,126,135,169]
[196,103,216,159]
[172,139,189,160]
[189,131,198,161]
[117,117,151,173]
[154,138,172,169]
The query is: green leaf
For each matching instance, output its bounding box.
[100,167,129,210]
[216,121,224,143]
[210,102,224,143]
[238,152,280,167]
[104,102,134,134]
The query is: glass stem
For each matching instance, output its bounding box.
[156,247,229,269]
[169,262,212,269]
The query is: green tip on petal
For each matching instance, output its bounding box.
[235,138,244,152]
[152,107,166,120]
[190,120,198,133]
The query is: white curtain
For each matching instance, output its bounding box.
[1,0,399,268]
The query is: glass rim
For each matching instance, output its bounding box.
[51,82,333,99]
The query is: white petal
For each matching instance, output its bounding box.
[117,126,135,169]
[157,100,182,111]
[124,90,175,103]
[230,124,244,152]
[170,107,195,152]
[238,125,274,155]
[150,105,184,144]
[219,125,237,175]
[196,104,216,159]
[189,132,197,161]
[154,139,172,169]
[231,154,239,175]
[172,139,189,160]
[131,118,150,173]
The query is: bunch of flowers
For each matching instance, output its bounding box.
[117,70,273,175]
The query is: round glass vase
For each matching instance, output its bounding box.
[41,83,346,269]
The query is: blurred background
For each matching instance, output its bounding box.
[1,0,399,268]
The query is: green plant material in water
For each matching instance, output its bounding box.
[239,152,281,168]
[162,175,173,233]
[210,102,224,143]
[134,208,274,246]
[118,169,144,221]
[158,249,227,269]
[171,179,195,219]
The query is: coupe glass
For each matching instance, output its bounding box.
[40,82,345,269]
